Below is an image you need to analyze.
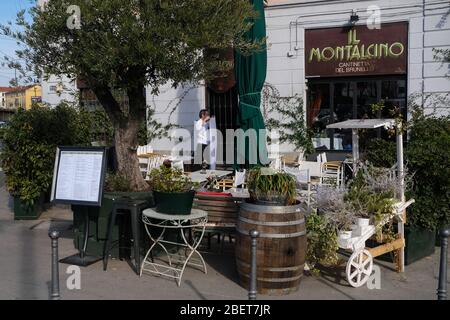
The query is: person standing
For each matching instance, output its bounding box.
[194,109,211,167]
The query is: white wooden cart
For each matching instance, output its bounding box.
[327,119,413,287]
[338,199,415,287]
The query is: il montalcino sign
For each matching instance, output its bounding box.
[305,22,408,77]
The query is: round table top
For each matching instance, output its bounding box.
[142,208,207,221]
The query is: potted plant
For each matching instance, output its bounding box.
[247,167,297,205]
[148,166,195,215]
[305,211,339,273]
[316,186,356,243]
[236,166,307,295]
[0,106,87,220]
[345,165,399,243]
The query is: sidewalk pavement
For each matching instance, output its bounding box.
[0,173,446,300]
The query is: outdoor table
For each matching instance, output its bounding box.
[140,208,208,286]
[186,169,233,184]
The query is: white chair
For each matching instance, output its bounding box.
[172,160,185,172]
[298,160,322,178]
[269,155,284,171]
[144,154,167,180]
[234,169,246,188]
[317,152,344,187]
[217,169,247,191]
[284,167,312,210]
[137,144,153,156]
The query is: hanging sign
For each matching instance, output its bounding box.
[305,22,408,77]
[50,146,107,206]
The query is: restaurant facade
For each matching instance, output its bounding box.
[143,0,449,157]
[38,0,450,157]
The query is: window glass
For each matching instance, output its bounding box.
[307,83,331,149]
[333,82,354,150]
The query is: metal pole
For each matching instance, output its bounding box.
[351,129,359,173]
[396,123,405,272]
[49,230,61,300]
[248,229,259,300]
[437,228,450,300]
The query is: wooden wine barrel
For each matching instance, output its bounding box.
[235,201,307,295]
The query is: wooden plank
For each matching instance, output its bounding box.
[367,238,405,258]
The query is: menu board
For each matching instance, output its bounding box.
[51,147,107,206]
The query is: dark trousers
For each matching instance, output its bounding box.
[194,143,209,170]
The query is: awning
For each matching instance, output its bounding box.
[326,119,396,130]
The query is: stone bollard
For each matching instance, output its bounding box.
[49,230,61,300]
[437,228,450,300]
[248,229,259,300]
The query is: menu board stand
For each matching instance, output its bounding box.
[51,147,107,267]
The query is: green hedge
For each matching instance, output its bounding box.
[0,104,111,205]
[406,114,450,231]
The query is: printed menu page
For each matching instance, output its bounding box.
[55,150,104,203]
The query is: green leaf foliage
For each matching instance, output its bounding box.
[364,138,397,168]
[247,167,297,205]
[148,165,194,193]
[18,0,258,91]
[306,212,339,270]
[0,103,108,205]
[265,93,314,155]
[406,113,450,231]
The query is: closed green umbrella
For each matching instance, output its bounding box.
[234,0,268,168]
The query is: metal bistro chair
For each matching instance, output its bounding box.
[192,192,240,253]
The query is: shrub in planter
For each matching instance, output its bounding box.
[148,166,195,215]
[305,211,339,272]
[0,105,90,219]
[406,113,450,233]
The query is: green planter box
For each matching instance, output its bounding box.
[373,225,436,265]
[13,194,44,220]
[73,192,154,258]
[404,226,436,265]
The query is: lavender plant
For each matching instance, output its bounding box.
[316,186,355,231]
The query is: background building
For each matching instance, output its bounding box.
[4,85,42,111]
[148,0,450,157]
[0,87,16,122]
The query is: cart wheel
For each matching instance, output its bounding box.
[346,249,373,288]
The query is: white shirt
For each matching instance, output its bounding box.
[195,119,209,145]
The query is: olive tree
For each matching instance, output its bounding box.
[8,0,257,191]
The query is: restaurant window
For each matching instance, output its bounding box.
[307,76,407,151]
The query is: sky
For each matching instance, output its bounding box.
[0,0,35,86]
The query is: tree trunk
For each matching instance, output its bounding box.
[114,117,149,192]
[92,83,149,192]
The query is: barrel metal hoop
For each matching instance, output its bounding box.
[240,202,306,214]
[237,260,305,272]
[237,228,306,238]
[238,216,305,226]
[238,272,304,282]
